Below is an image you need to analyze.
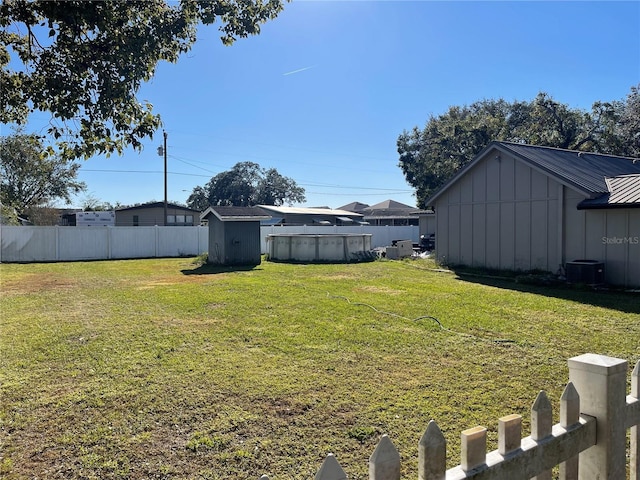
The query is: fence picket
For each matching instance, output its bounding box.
[498,414,521,455]
[559,383,580,480]
[368,434,400,480]
[315,453,347,480]
[632,361,639,480]
[418,420,446,480]
[461,426,487,472]
[531,391,552,480]
[251,354,637,480]
[249,353,640,480]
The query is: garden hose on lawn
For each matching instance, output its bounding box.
[327,293,516,344]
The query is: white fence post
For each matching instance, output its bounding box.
[55,225,60,261]
[568,353,628,480]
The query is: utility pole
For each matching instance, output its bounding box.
[157,130,168,226]
[158,130,167,227]
[163,130,168,226]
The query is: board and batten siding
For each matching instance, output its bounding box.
[435,149,640,286]
[564,196,640,286]
[435,152,562,273]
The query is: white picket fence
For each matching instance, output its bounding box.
[265,354,639,480]
[0,225,419,263]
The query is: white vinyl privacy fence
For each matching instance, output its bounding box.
[0,225,418,263]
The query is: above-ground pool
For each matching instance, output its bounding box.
[266,233,373,263]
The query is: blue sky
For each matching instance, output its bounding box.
[15,1,640,209]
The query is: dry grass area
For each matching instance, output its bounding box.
[1,257,638,479]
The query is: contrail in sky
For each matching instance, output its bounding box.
[283,65,315,76]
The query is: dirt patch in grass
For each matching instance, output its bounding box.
[135,273,225,290]
[1,273,78,295]
[354,285,404,295]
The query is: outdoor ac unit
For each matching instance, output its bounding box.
[565,260,605,285]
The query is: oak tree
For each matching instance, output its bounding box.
[398,86,640,207]
[186,162,305,209]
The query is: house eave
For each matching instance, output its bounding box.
[577,202,640,210]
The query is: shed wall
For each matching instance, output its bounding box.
[576,209,640,286]
[207,219,262,266]
[435,151,562,273]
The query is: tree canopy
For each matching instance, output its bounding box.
[0,0,286,160]
[186,162,305,210]
[398,86,640,208]
[0,130,86,215]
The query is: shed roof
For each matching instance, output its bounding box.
[200,206,271,222]
[427,141,640,206]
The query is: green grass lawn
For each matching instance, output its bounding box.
[1,257,638,479]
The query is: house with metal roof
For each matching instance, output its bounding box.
[256,205,364,226]
[426,141,640,287]
[338,199,420,226]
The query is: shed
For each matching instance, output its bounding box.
[426,141,640,287]
[200,206,270,266]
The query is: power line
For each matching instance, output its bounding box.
[81,169,211,178]
[79,169,413,194]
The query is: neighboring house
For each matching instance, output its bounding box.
[115,202,201,226]
[339,202,370,214]
[426,141,640,287]
[257,205,364,226]
[339,199,420,226]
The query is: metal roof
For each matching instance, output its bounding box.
[496,142,640,195]
[427,142,640,206]
[200,206,271,222]
[257,205,363,217]
[578,174,640,209]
